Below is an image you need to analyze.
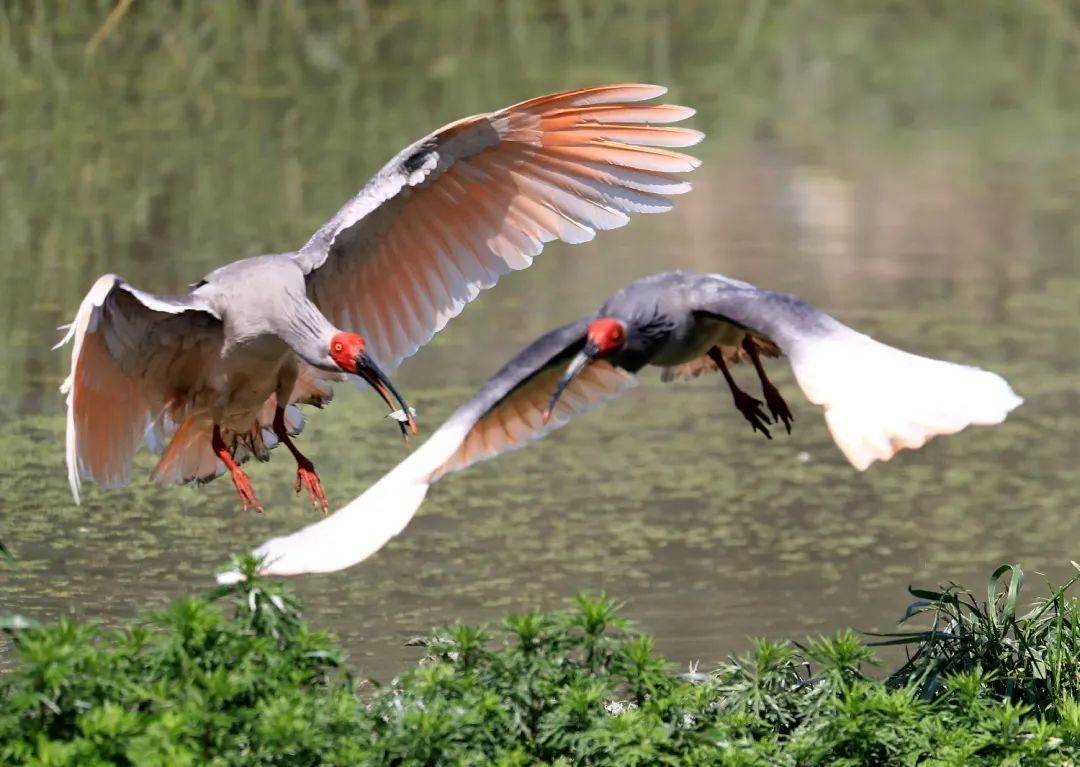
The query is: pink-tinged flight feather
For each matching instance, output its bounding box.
[294,83,703,371]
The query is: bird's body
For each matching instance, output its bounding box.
[60,260,360,511]
[192,255,334,431]
[58,84,703,511]
[592,272,764,369]
[184,260,285,423]
[644,314,740,367]
[218,270,1022,581]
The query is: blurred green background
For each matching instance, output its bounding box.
[1,1,1078,678]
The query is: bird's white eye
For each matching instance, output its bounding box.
[333,342,343,353]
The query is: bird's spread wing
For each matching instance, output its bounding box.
[689,274,1022,469]
[430,317,638,480]
[218,317,637,579]
[57,274,224,502]
[293,83,702,370]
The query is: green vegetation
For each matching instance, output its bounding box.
[5,559,1080,765]
[877,563,1080,715]
[1,4,1079,761]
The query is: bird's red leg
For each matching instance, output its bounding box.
[212,424,264,513]
[741,337,794,434]
[272,406,329,515]
[707,346,772,439]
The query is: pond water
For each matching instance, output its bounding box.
[1,3,1078,679]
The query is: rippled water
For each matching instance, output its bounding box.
[1,3,1078,679]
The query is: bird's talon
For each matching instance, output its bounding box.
[295,462,329,515]
[733,391,772,439]
[762,382,794,435]
[230,469,263,513]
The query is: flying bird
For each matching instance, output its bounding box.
[56,84,703,513]
[217,270,1022,581]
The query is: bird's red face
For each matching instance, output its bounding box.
[585,317,626,357]
[328,332,417,436]
[329,332,366,373]
[543,317,627,424]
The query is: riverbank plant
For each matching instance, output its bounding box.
[4,558,1080,765]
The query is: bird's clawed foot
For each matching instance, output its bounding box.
[229,467,264,513]
[294,458,329,515]
[708,345,773,439]
[272,406,330,514]
[214,423,263,513]
[732,388,773,439]
[740,336,794,435]
[761,380,794,434]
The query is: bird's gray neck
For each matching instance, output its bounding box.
[278,296,337,369]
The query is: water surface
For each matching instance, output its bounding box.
[1,3,1078,679]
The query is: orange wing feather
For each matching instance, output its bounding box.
[70,330,149,488]
[299,83,702,371]
[435,360,635,480]
[59,275,223,501]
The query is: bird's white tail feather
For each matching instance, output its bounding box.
[789,330,1022,471]
[216,423,471,583]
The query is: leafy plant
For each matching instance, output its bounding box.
[873,562,1080,714]
[0,555,365,766]
[5,562,1080,764]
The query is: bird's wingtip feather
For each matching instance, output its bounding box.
[53,320,79,350]
[664,128,706,149]
[611,83,668,97]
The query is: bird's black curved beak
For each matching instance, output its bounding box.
[355,352,418,440]
[543,342,598,424]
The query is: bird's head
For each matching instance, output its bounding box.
[542,317,627,423]
[585,317,627,357]
[328,332,417,436]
